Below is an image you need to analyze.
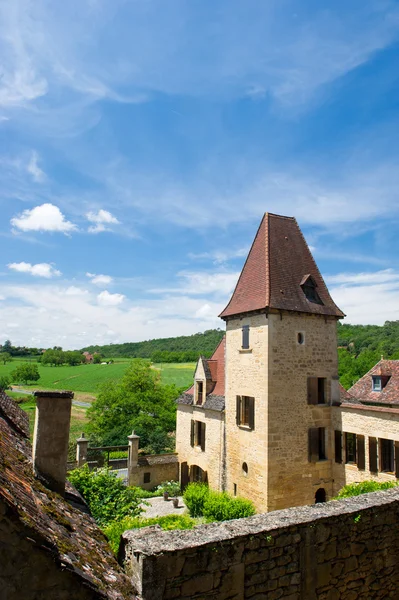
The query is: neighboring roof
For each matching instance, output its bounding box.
[138,453,178,467]
[176,337,226,412]
[338,383,360,404]
[348,360,399,407]
[0,393,136,599]
[219,213,345,319]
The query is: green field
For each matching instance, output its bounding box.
[0,359,195,396]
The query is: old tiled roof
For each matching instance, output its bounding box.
[138,453,178,466]
[219,213,345,319]
[0,391,30,438]
[348,360,399,407]
[338,383,360,404]
[176,337,225,411]
[0,395,136,599]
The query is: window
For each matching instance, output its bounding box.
[242,325,250,349]
[300,275,323,305]
[190,420,206,451]
[307,377,327,404]
[345,433,357,464]
[196,381,204,405]
[309,427,326,462]
[380,439,394,473]
[236,396,255,429]
[242,462,248,476]
[372,376,382,392]
[143,472,151,484]
[191,465,207,483]
[233,483,237,496]
[297,332,305,345]
[334,430,342,464]
[369,437,378,473]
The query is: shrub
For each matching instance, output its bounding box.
[335,480,399,499]
[183,482,210,517]
[202,492,256,522]
[0,375,11,391]
[109,450,128,460]
[104,514,195,553]
[130,486,163,499]
[156,480,181,496]
[68,465,143,527]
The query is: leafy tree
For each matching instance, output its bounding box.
[3,340,12,353]
[42,349,65,366]
[0,375,11,391]
[65,350,83,366]
[93,353,102,364]
[0,352,12,365]
[87,359,177,452]
[11,363,40,385]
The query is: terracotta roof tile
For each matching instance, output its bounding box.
[220,213,344,319]
[348,359,399,407]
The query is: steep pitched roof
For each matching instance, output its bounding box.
[348,360,399,407]
[219,213,344,319]
[0,392,136,599]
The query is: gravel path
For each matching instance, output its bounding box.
[140,496,187,518]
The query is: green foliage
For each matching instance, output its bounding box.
[202,492,256,522]
[130,486,163,499]
[335,480,399,499]
[11,363,40,384]
[104,514,195,553]
[81,328,225,360]
[183,482,211,517]
[0,375,11,391]
[68,465,143,527]
[93,353,102,364]
[156,480,181,496]
[0,352,12,365]
[109,450,128,460]
[87,359,178,452]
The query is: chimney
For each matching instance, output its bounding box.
[32,390,74,496]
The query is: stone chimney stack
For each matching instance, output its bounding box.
[32,390,74,496]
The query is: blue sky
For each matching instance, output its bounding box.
[1,0,399,349]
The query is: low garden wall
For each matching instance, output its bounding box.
[120,487,399,600]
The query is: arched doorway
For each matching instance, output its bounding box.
[191,465,208,484]
[315,488,326,503]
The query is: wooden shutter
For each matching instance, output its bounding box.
[242,325,249,349]
[369,437,378,473]
[307,377,318,405]
[203,470,209,485]
[357,435,365,470]
[236,396,241,425]
[201,423,206,452]
[308,428,319,462]
[334,430,342,463]
[395,442,399,479]
[248,397,255,430]
[190,420,195,447]
[180,462,189,491]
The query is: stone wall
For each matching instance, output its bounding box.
[129,454,179,490]
[332,405,399,492]
[176,404,225,490]
[120,488,399,600]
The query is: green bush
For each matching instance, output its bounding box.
[130,486,163,499]
[0,375,11,391]
[335,480,399,499]
[156,480,181,496]
[183,482,210,517]
[202,491,256,522]
[68,465,143,527]
[109,451,128,460]
[104,514,195,553]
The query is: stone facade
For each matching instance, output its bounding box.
[121,487,399,600]
[129,454,179,490]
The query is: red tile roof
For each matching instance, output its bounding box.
[180,336,225,400]
[348,359,399,406]
[219,213,344,319]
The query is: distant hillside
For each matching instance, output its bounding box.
[81,329,225,362]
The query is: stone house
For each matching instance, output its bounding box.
[176,212,399,512]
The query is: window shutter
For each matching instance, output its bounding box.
[395,442,399,479]
[334,430,342,463]
[190,420,195,447]
[203,470,208,485]
[308,428,319,462]
[248,397,255,430]
[242,325,250,349]
[236,396,241,426]
[307,377,318,405]
[369,437,378,473]
[180,462,189,491]
[201,423,206,452]
[357,435,365,470]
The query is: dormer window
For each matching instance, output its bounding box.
[300,275,323,305]
[196,381,204,405]
[372,376,382,392]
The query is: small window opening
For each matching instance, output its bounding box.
[242,462,248,476]
[345,433,357,464]
[242,325,250,349]
[196,381,204,405]
[318,428,326,460]
[143,472,151,484]
[297,332,304,345]
[380,439,394,472]
[301,275,323,305]
[372,376,382,392]
[195,421,206,449]
[233,483,237,496]
[315,488,326,503]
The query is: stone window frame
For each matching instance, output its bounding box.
[345,432,357,464]
[195,380,204,405]
[236,395,255,430]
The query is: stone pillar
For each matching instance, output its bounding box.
[32,390,74,496]
[128,431,140,487]
[76,433,89,467]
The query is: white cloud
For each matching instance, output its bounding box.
[326,269,399,286]
[27,151,46,183]
[97,290,125,306]
[11,203,77,233]
[188,248,249,265]
[86,272,113,285]
[7,262,61,278]
[150,271,239,297]
[86,209,120,233]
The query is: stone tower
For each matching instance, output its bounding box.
[219,213,344,512]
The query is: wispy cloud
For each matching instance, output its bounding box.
[27,151,46,183]
[150,270,239,297]
[188,248,248,265]
[86,209,120,234]
[8,261,61,278]
[11,203,77,234]
[86,272,113,286]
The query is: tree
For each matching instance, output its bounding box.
[0,352,12,365]
[0,375,10,391]
[87,359,177,452]
[65,351,83,366]
[93,353,102,364]
[11,363,40,385]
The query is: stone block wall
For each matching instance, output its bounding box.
[129,454,179,490]
[120,488,399,600]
